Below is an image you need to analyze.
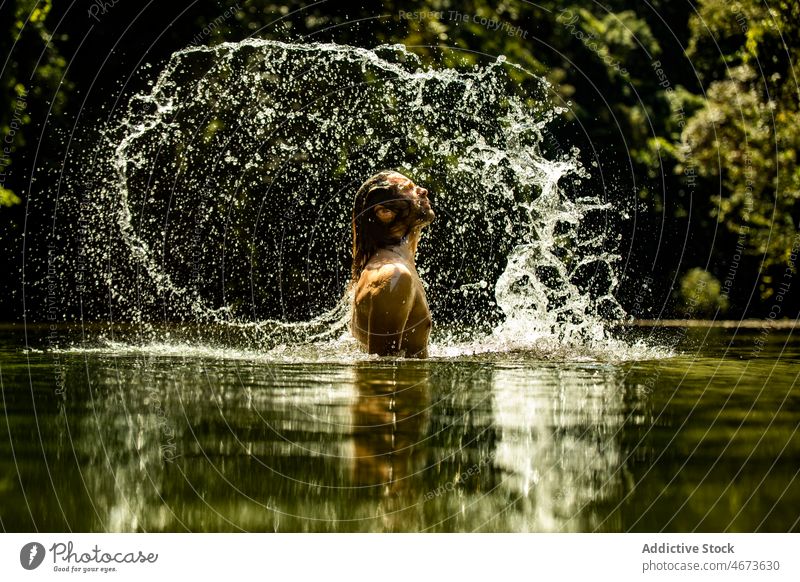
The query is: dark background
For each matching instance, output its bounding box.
[1,0,798,324]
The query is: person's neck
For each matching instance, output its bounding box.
[384,229,421,265]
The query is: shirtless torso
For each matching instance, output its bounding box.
[350,171,434,358]
[351,248,431,358]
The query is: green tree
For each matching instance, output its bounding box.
[1,0,69,207]
[683,0,799,299]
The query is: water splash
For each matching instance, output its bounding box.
[75,39,635,359]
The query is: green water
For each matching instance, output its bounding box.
[1,325,798,532]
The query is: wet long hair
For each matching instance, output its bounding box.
[351,170,413,284]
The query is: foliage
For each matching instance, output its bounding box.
[678,267,729,316]
[1,0,69,207]
[1,0,799,320]
[684,0,799,298]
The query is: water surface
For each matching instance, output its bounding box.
[1,325,798,532]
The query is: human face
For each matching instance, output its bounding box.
[388,173,434,226]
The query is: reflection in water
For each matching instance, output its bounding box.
[83,355,196,532]
[351,364,430,495]
[491,365,627,531]
[4,328,799,532]
[6,354,630,531]
[350,364,430,531]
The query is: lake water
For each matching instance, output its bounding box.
[1,324,798,532]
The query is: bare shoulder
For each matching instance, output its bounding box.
[355,260,415,300]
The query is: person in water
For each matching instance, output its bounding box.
[350,170,434,358]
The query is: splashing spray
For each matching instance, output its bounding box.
[72,40,626,357]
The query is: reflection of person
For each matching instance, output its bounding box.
[351,364,430,501]
[350,171,435,358]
